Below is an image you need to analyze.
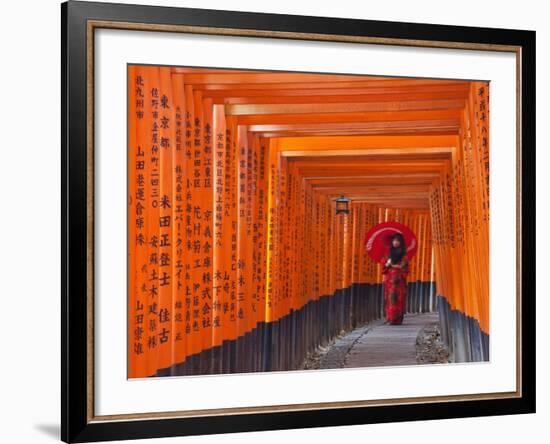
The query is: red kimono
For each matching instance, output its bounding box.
[382,255,409,325]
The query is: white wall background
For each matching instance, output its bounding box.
[0,0,546,443]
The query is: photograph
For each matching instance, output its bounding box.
[127,64,490,379]
[59,1,535,440]
[0,0,543,442]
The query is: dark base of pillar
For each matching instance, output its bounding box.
[436,294,489,363]
[151,281,440,377]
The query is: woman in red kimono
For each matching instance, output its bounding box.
[382,233,409,325]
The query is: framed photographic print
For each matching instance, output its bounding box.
[61,0,536,442]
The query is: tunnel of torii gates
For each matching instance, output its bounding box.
[127,65,490,378]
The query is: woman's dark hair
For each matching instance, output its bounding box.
[390,232,406,264]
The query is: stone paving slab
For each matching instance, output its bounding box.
[344,312,440,368]
[319,319,386,369]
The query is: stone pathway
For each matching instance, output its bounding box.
[318,319,387,369]
[343,312,440,368]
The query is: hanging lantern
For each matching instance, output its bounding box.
[335,195,350,214]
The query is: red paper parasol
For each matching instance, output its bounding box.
[364,221,418,264]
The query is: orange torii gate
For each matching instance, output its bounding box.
[128,65,489,377]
